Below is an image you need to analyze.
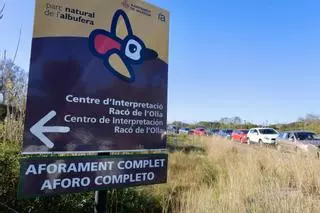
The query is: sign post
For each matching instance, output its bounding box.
[94,187,108,213]
[19,0,169,211]
[94,153,109,213]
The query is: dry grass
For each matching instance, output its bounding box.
[0,115,24,144]
[155,136,320,213]
[2,117,320,213]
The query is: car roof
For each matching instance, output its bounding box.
[251,127,275,130]
[283,130,315,133]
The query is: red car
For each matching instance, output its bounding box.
[193,127,206,136]
[231,129,249,143]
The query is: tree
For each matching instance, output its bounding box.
[0,3,5,20]
[220,117,230,125]
[305,113,319,122]
[0,53,27,113]
[231,116,242,125]
[0,26,23,116]
[0,52,27,142]
[170,121,187,128]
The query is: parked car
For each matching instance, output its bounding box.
[206,128,219,136]
[193,127,206,136]
[167,125,178,134]
[277,131,320,152]
[231,129,249,143]
[247,128,279,144]
[218,129,234,139]
[179,128,191,135]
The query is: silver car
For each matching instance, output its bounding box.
[277,131,320,152]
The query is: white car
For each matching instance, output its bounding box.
[179,128,191,135]
[247,128,279,144]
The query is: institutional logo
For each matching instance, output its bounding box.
[89,10,158,82]
[121,0,130,9]
[158,13,166,22]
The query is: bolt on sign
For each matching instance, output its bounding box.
[18,154,168,197]
[22,0,169,154]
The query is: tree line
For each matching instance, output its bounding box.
[170,114,320,134]
[170,117,259,130]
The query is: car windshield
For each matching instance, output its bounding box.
[294,132,315,141]
[240,130,249,134]
[259,129,277,134]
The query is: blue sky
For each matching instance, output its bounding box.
[1,0,320,124]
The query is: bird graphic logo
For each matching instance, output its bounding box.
[89,9,158,82]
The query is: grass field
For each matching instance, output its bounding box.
[153,135,320,213]
[2,134,320,213]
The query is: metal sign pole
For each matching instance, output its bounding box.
[94,153,110,213]
[94,189,108,213]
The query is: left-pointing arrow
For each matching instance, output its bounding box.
[30,110,70,149]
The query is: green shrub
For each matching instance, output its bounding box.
[0,141,20,206]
